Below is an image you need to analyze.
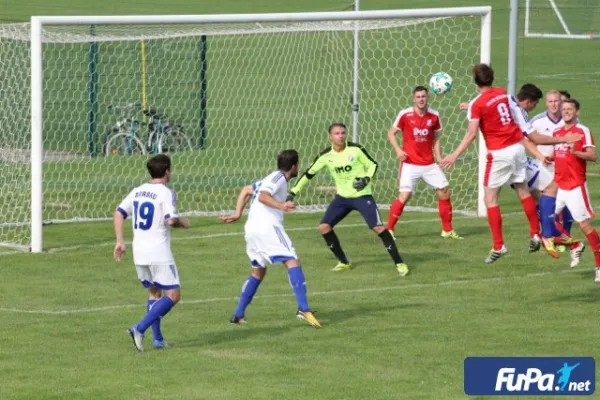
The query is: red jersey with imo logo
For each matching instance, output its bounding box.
[553,123,595,190]
[393,107,442,165]
[467,87,523,150]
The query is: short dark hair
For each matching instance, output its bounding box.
[472,63,494,87]
[559,90,571,99]
[563,98,580,110]
[328,122,347,133]
[413,85,428,94]
[146,154,171,179]
[277,149,299,172]
[517,83,543,102]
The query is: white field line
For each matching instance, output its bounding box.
[532,71,600,79]
[0,215,480,256]
[0,267,589,315]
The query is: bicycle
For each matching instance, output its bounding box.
[143,109,193,154]
[102,102,147,156]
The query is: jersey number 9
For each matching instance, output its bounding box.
[133,201,155,230]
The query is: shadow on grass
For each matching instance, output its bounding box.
[174,325,292,348]
[316,302,424,324]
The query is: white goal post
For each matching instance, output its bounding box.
[17,7,494,252]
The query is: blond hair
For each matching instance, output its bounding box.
[546,89,561,97]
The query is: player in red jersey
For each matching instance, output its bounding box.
[440,64,577,263]
[552,98,600,280]
[386,86,462,240]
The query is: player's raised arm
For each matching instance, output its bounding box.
[571,145,597,162]
[441,119,479,169]
[259,190,295,212]
[522,136,552,165]
[288,153,326,198]
[357,144,378,177]
[219,185,254,223]
[527,130,582,145]
[569,126,597,162]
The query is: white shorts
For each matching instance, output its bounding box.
[244,224,298,268]
[484,142,527,189]
[135,264,180,290]
[399,162,449,192]
[525,158,554,191]
[555,184,595,222]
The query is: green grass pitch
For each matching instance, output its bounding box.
[1,0,600,399]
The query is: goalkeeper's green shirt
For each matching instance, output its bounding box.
[290,142,378,199]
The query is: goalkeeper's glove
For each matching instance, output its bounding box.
[352,177,370,191]
[285,192,295,202]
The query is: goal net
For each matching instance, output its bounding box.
[0,8,491,251]
[525,0,600,39]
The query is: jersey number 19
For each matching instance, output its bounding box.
[133,200,155,230]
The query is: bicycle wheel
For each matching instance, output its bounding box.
[104,132,147,157]
[158,127,193,153]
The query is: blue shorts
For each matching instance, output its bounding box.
[320,195,383,229]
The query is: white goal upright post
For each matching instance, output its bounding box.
[5,7,492,252]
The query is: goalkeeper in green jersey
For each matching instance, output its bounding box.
[288,123,409,276]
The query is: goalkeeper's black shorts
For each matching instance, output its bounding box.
[320,194,382,229]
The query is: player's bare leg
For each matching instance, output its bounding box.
[574,219,600,280]
[283,259,321,328]
[230,266,266,325]
[483,186,508,263]
[372,225,409,276]
[513,182,546,255]
[437,187,462,239]
[387,191,410,240]
[320,223,352,272]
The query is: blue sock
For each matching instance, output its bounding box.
[539,195,558,238]
[147,299,163,341]
[288,266,310,312]
[562,208,573,234]
[234,275,262,318]
[137,296,175,334]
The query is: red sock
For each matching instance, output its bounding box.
[487,206,504,251]
[554,221,571,241]
[387,199,405,231]
[520,196,540,237]
[438,199,453,232]
[584,230,600,266]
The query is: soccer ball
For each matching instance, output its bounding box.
[429,72,453,95]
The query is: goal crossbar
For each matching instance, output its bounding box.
[32,7,492,25]
[28,7,492,253]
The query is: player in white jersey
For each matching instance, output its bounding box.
[509,85,582,261]
[113,154,190,352]
[219,149,321,328]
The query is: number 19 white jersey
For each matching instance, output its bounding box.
[117,182,178,265]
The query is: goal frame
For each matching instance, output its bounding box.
[30,7,492,252]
